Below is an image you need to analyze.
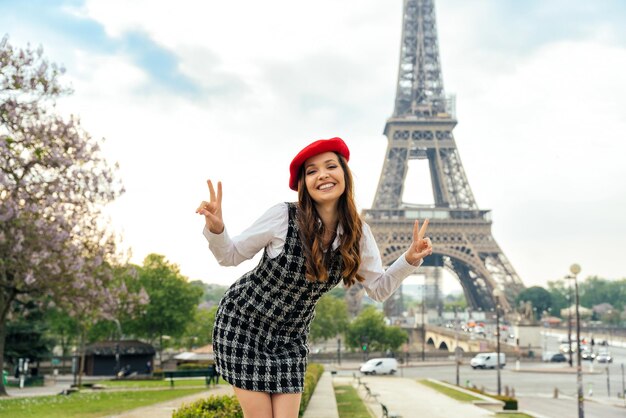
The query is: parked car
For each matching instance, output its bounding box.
[360,358,398,375]
[559,343,572,353]
[596,352,613,363]
[473,326,486,337]
[550,353,567,363]
[470,352,506,369]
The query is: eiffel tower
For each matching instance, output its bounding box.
[348,0,525,316]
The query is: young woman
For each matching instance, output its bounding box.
[197,137,432,418]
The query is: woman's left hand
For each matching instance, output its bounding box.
[405,219,433,266]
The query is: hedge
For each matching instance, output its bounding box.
[299,363,324,417]
[172,395,243,418]
[173,363,325,418]
[465,386,518,410]
[493,394,518,410]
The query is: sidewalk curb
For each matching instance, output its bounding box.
[510,368,602,375]
[426,378,505,409]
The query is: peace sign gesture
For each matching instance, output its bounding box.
[405,219,433,266]
[196,180,224,234]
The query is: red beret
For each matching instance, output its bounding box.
[289,137,350,191]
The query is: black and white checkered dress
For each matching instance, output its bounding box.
[212,203,343,393]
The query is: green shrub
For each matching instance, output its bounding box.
[465,386,518,410]
[299,363,324,417]
[173,363,325,418]
[6,376,44,387]
[172,395,243,418]
[493,395,518,410]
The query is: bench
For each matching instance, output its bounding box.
[164,367,219,388]
[381,403,402,418]
[363,383,379,402]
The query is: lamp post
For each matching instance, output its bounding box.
[567,279,573,367]
[453,306,460,386]
[337,338,341,366]
[421,282,426,362]
[566,263,584,418]
[114,319,123,375]
[493,288,503,396]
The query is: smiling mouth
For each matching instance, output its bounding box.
[318,183,335,190]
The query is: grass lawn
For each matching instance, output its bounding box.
[0,388,207,418]
[419,379,482,402]
[334,384,371,418]
[95,378,213,388]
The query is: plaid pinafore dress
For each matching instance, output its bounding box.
[212,203,343,393]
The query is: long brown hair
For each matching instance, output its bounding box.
[296,154,364,287]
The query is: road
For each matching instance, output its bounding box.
[336,361,625,418]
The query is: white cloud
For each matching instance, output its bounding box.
[6,0,625,289]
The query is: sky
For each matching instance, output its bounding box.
[2,0,625,294]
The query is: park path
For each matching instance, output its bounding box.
[104,385,234,418]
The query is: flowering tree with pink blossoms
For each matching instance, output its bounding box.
[59,262,149,386]
[0,36,125,395]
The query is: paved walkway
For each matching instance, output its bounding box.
[335,375,496,418]
[302,372,339,418]
[105,385,234,418]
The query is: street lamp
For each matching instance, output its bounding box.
[453,307,460,386]
[566,263,584,418]
[567,281,573,367]
[493,288,503,396]
[421,281,426,362]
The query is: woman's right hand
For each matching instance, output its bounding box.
[196,180,224,234]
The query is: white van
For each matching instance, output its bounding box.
[470,352,506,369]
[359,358,398,375]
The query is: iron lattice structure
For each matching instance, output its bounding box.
[348,0,524,317]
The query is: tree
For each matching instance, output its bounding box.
[383,326,409,352]
[45,308,79,368]
[0,37,123,395]
[309,294,349,342]
[125,254,202,360]
[189,280,227,307]
[546,280,569,318]
[442,293,467,312]
[178,306,218,350]
[345,306,408,353]
[600,309,621,326]
[515,286,552,320]
[56,261,148,386]
[326,285,346,300]
[4,301,54,369]
[579,276,626,312]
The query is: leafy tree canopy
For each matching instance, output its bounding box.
[345,306,407,352]
[177,306,218,350]
[310,294,349,342]
[515,286,552,319]
[125,254,202,345]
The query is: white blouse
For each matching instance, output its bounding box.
[203,202,421,302]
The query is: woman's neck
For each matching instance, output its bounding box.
[315,202,339,231]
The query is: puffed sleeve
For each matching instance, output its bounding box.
[203,202,288,266]
[357,222,422,302]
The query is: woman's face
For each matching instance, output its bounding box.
[303,151,346,206]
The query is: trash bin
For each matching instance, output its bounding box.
[2,370,7,385]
